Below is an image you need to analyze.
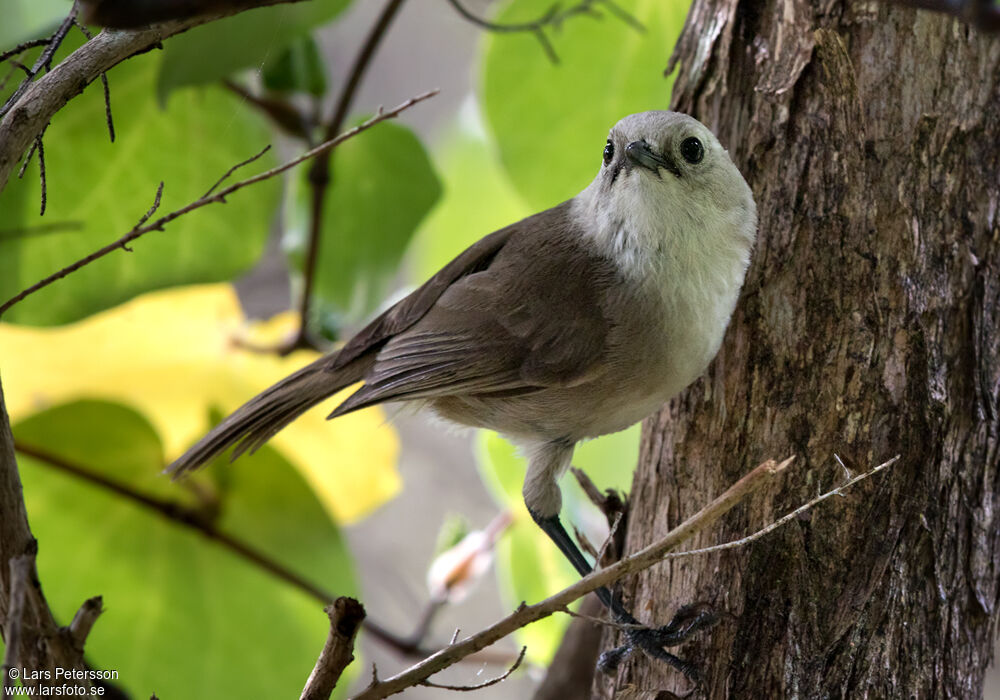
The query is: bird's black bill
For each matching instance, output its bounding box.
[625,140,681,178]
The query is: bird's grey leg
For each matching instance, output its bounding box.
[523,441,717,680]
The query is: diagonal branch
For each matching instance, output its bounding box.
[0,0,315,193]
[0,90,437,319]
[351,454,897,700]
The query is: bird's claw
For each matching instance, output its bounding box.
[597,603,719,681]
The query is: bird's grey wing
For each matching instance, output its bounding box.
[329,230,616,417]
[331,226,514,370]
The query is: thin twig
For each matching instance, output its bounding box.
[0,91,436,319]
[17,138,37,179]
[418,646,527,691]
[662,455,901,561]
[351,454,897,700]
[72,19,114,143]
[222,80,311,139]
[0,1,80,120]
[0,38,51,66]
[350,456,794,699]
[443,0,644,64]
[300,598,366,700]
[291,0,408,353]
[0,0,322,193]
[35,134,46,216]
[202,144,272,198]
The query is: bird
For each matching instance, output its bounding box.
[167,110,757,678]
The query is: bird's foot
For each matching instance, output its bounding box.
[597,602,718,681]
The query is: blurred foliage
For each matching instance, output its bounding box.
[14,399,357,699]
[410,106,530,280]
[0,284,400,523]
[284,119,441,333]
[262,35,329,97]
[482,0,689,210]
[0,0,67,47]
[0,32,280,326]
[156,0,352,100]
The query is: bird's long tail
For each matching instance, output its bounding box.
[165,354,371,478]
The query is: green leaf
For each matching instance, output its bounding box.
[0,0,69,48]
[0,33,280,326]
[157,0,351,100]
[262,34,328,96]
[284,119,441,330]
[13,399,357,699]
[409,113,529,281]
[475,426,639,663]
[481,0,691,210]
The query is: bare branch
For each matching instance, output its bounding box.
[66,596,104,650]
[72,20,115,143]
[222,80,311,139]
[0,91,436,319]
[0,39,52,67]
[418,646,526,692]
[0,0,321,193]
[443,0,644,64]
[0,2,81,121]
[351,454,897,700]
[290,0,408,353]
[202,144,271,198]
[300,598,366,700]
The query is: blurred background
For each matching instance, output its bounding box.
[1,0,997,698]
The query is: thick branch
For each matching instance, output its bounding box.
[0,0,311,193]
[300,597,366,700]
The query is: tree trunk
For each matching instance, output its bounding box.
[592,2,1000,698]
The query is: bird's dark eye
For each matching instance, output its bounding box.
[603,140,614,165]
[680,136,704,164]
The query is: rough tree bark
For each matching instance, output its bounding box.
[588,2,1000,698]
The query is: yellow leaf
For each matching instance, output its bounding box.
[0,284,400,523]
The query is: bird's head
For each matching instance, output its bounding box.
[576,111,757,278]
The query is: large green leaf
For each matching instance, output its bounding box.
[13,399,357,699]
[409,114,529,281]
[284,119,441,331]
[481,0,691,210]
[157,0,351,99]
[475,427,639,663]
[0,34,280,326]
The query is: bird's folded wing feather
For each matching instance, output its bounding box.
[329,223,616,417]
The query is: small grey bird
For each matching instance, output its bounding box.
[168,111,756,676]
